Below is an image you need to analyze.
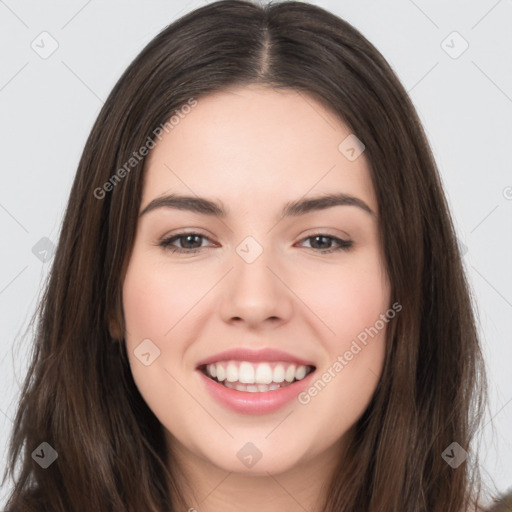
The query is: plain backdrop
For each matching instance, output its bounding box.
[1,0,511,505]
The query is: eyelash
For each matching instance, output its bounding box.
[157,232,353,255]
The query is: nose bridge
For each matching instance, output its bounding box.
[219,234,293,326]
[237,240,271,286]
[232,234,278,297]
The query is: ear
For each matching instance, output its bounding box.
[109,269,128,341]
[108,311,124,341]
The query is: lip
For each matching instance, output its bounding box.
[197,367,316,415]
[195,347,315,367]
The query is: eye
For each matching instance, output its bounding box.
[157,232,353,255]
[158,232,215,254]
[296,234,353,254]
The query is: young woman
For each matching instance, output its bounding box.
[2,1,494,510]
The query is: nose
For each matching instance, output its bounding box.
[219,242,294,330]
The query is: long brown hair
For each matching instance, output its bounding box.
[2,1,491,510]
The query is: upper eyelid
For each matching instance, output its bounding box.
[160,230,216,245]
[160,227,351,241]
[160,231,352,247]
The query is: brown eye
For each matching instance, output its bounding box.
[298,234,353,254]
[159,233,213,253]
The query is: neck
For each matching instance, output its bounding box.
[165,431,351,512]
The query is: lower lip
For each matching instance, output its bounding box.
[197,369,316,415]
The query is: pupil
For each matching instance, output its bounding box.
[183,235,200,248]
[312,236,330,249]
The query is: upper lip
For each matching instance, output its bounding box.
[196,348,316,368]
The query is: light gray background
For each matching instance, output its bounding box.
[1,0,511,506]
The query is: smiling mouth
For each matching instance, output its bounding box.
[198,360,316,393]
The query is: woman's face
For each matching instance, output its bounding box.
[122,84,391,478]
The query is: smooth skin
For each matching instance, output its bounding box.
[122,84,391,512]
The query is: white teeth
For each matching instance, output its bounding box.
[207,363,216,378]
[226,362,238,382]
[238,362,255,383]
[255,363,273,384]
[273,363,285,383]
[295,365,306,380]
[216,364,226,382]
[285,364,296,382]
[203,360,312,387]
[225,381,286,392]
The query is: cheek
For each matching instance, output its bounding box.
[121,251,219,387]
[121,255,183,378]
[295,251,390,344]
[334,268,389,340]
[295,255,390,439]
[122,257,201,340]
[121,255,194,422]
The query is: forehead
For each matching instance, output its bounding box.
[141,84,376,214]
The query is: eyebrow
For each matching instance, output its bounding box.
[139,192,375,219]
